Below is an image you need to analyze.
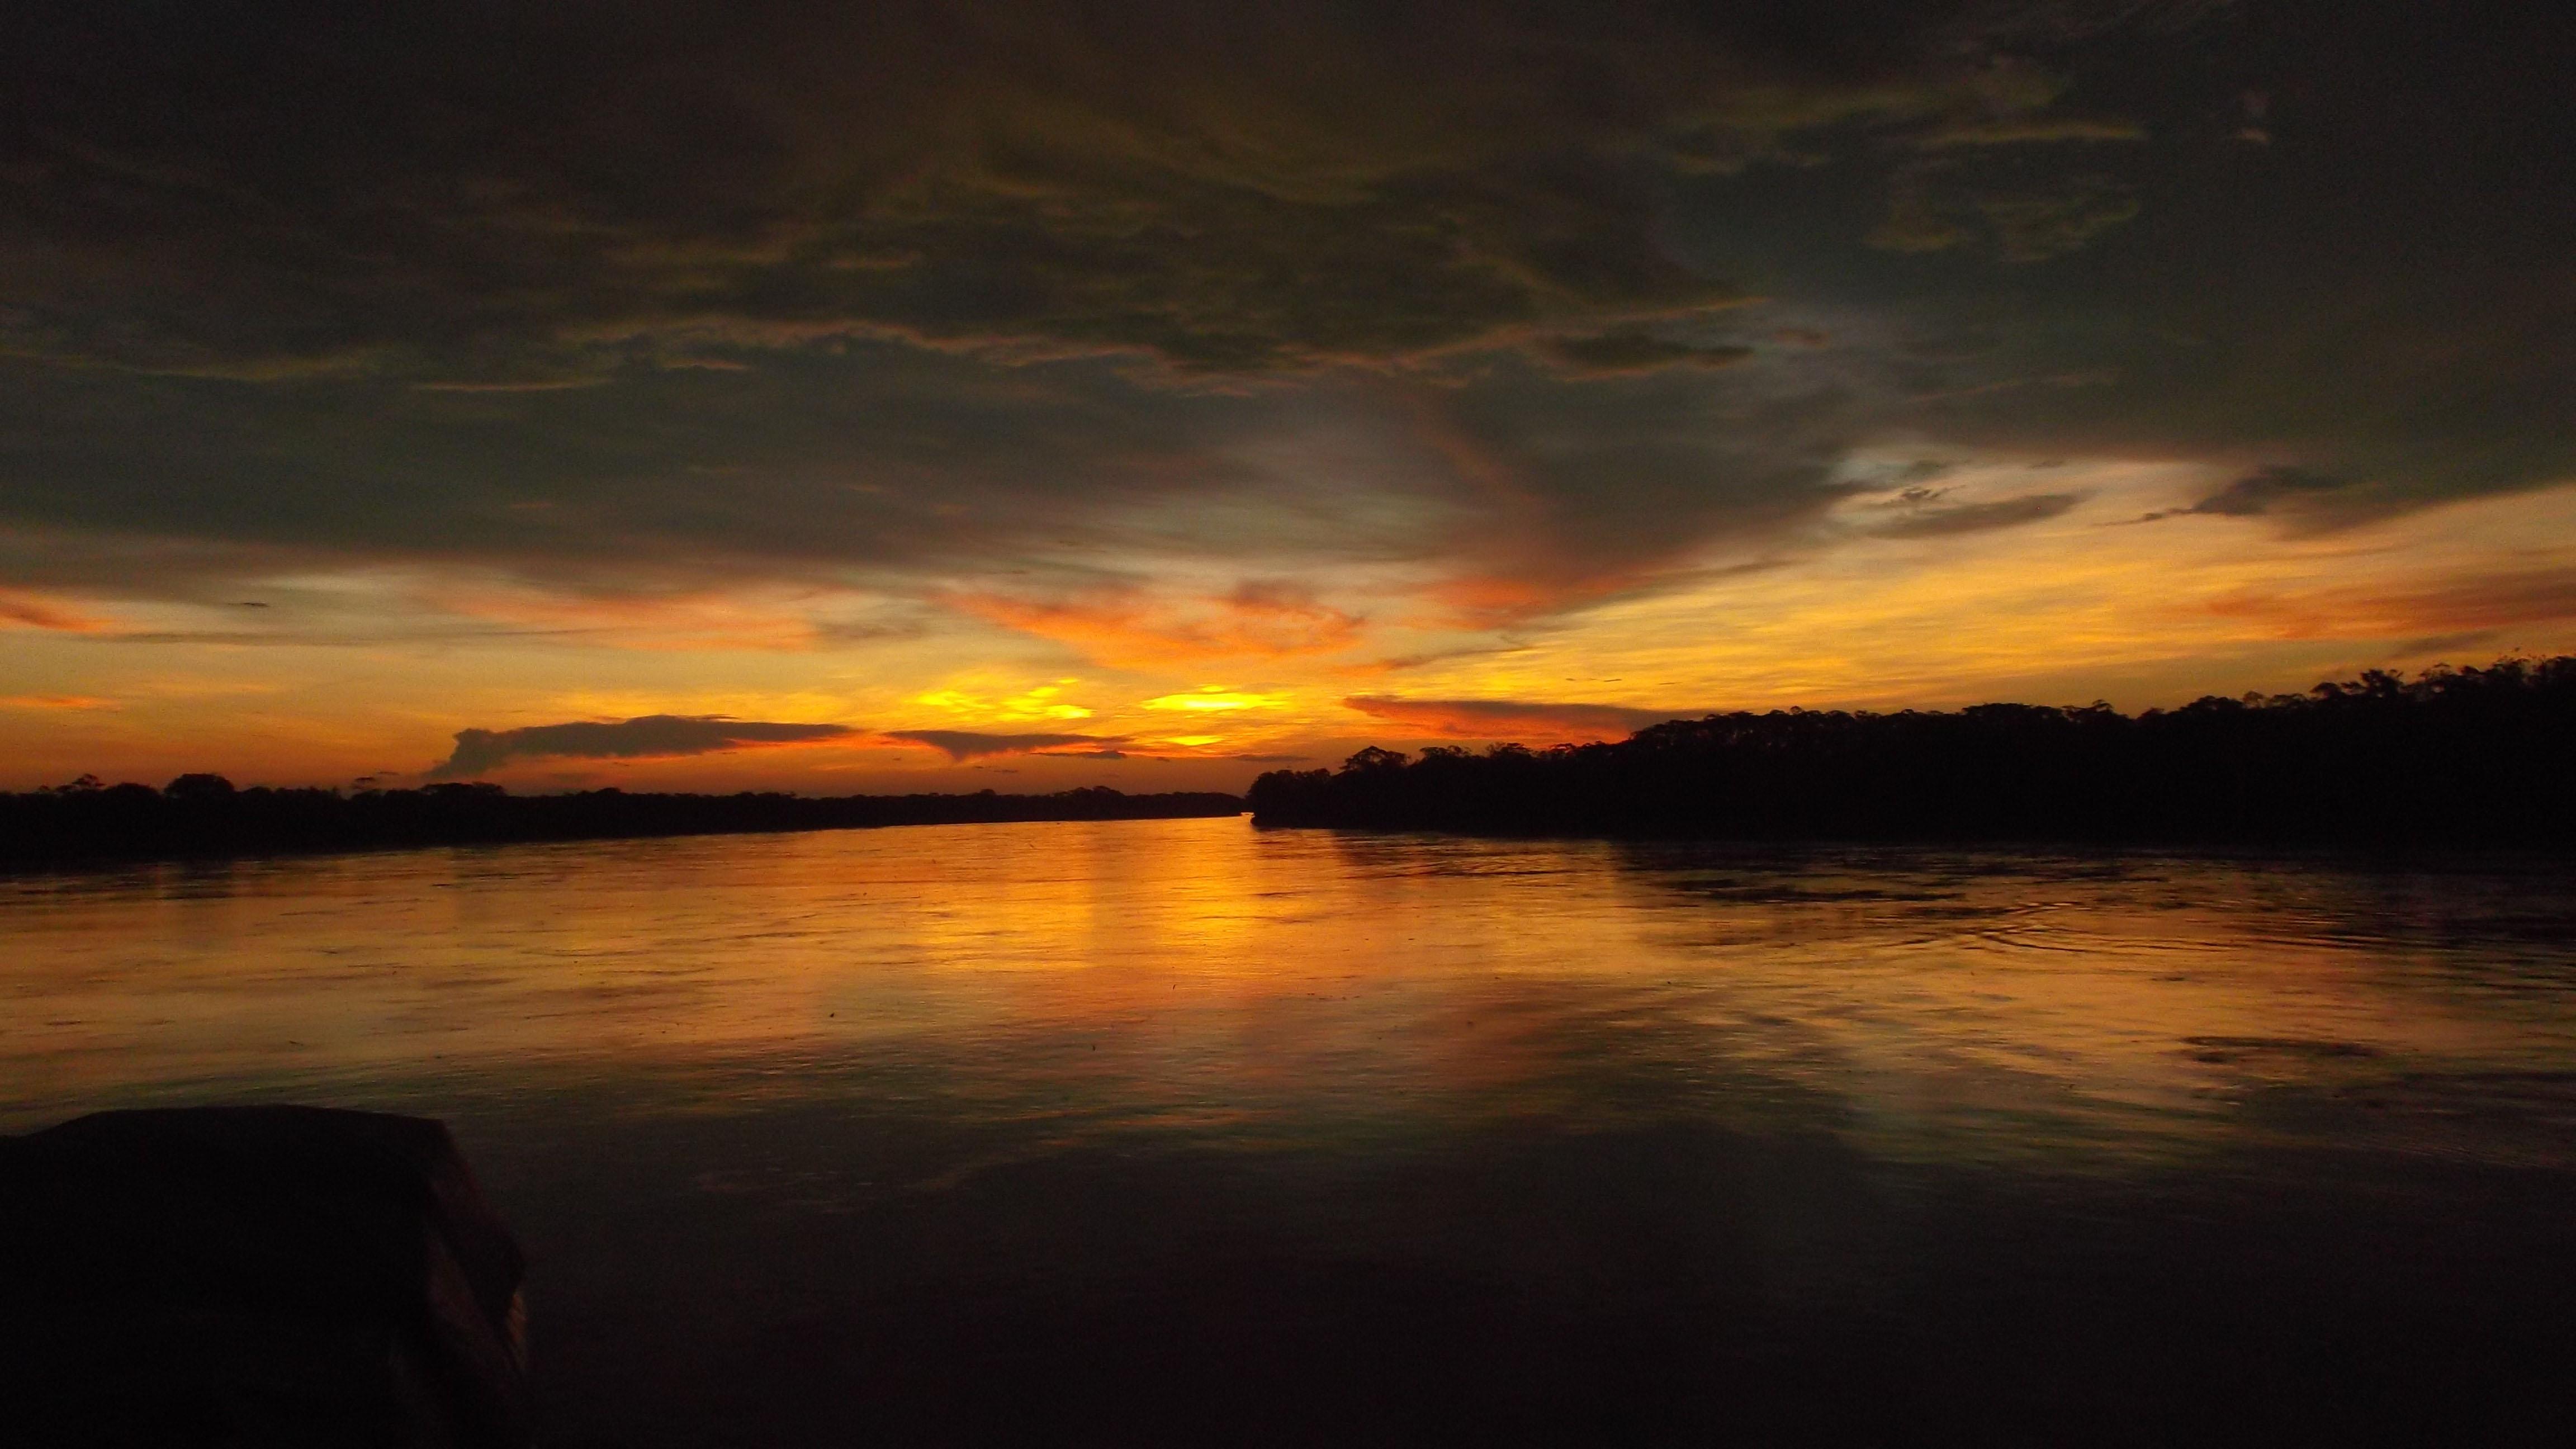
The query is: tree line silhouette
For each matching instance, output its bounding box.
[1250,657,2576,844]
[0,781,1244,869]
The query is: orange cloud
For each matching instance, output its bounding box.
[414,579,884,652]
[1394,401,1698,628]
[1422,575,1560,622]
[1417,565,1674,630]
[2201,567,2576,641]
[0,695,117,711]
[946,581,1363,667]
[0,590,106,632]
[880,729,1126,761]
[1343,695,1679,744]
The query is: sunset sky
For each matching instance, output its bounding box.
[4,1,2572,793]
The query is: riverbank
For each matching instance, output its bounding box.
[0,783,1244,871]
[1251,658,2576,846]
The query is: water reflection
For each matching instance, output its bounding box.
[6,820,2575,1442]
[12,821,2570,1166]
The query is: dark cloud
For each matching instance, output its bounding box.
[2,1,2049,381]
[1861,1,2576,522]
[1872,161,2141,262]
[882,730,1129,761]
[1871,491,2082,538]
[0,0,2568,637]
[2120,466,2362,525]
[0,342,1294,593]
[2171,466,2350,519]
[431,715,853,778]
[1975,176,2142,263]
[1410,351,1884,620]
[1535,331,1755,378]
[1,1,2283,389]
[1915,117,2148,149]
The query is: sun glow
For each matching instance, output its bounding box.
[8,459,2574,792]
[912,682,1095,722]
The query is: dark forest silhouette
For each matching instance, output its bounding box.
[0,782,1243,869]
[1251,658,2576,845]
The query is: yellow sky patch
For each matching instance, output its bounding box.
[1142,686,1290,712]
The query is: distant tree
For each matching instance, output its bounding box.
[0,779,1249,866]
[1248,655,2576,845]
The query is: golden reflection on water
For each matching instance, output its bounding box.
[5,818,2574,1170]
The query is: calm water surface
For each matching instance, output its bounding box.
[6,818,2574,1445]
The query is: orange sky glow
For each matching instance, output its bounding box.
[5,3,2570,794]
[9,459,2571,793]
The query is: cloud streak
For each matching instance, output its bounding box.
[944,581,1366,667]
[1343,696,1682,743]
[2130,466,2358,525]
[0,590,106,631]
[881,730,1130,761]
[1535,331,1755,378]
[430,716,855,779]
[1870,491,2082,539]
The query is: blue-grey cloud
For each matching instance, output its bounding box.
[1871,491,2082,538]
[2130,466,2355,524]
[2189,467,2348,518]
[431,715,854,779]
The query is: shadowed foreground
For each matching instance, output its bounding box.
[1253,658,2576,843]
[12,1106,2568,1448]
[0,1107,530,1449]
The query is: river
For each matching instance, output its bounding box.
[7,817,2573,1444]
